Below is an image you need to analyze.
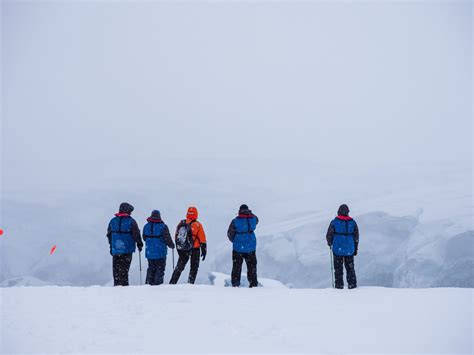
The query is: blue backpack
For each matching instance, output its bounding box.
[232,216,258,253]
[110,216,136,255]
[331,218,356,256]
[144,222,168,260]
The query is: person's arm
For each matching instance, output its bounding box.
[131,219,143,251]
[326,222,335,247]
[162,224,175,249]
[197,222,206,244]
[194,222,207,260]
[107,223,112,255]
[227,220,236,242]
[353,222,359,255]
[254,215,259,225]
[107,223,112,245]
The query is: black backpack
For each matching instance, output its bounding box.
[175,220,195,251]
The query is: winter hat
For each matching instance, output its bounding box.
[337,204,350,216]
[119,202,134,214]
[239,204,250,215]
[186,206,198,220]
[149,210,161,219]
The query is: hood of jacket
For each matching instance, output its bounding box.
[186,206,198,221]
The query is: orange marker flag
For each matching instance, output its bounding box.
[50,245,57,255]
[0,229,3,236]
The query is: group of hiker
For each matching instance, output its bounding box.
[106,202,358,289]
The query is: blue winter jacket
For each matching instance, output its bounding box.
[228,215,259,253]
[328,217,358,256]
[143,221,170,260]
[109,215,137,255]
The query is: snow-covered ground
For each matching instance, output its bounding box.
[1,285,472,354]
[209,271,287,288]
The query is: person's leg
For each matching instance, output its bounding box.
[120,254,133,286]
[188,248,201,284]
[112,256,120,286]
[231,250,244,287]
[146,259,157,285]
[155,258,166,285]
[333,255,344,289]
[170,250,190,284]
[244,251,258,287]
[344,256,357,289]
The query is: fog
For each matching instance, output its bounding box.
[3,1,472,170]
[1,1,472,287]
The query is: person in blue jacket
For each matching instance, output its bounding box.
[107,202,143,286]
[326,204,359,289]
[143,210,175,285]
[227,204,259,287]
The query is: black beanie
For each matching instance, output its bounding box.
[119,202,134,214]
[337,204,350,216]
[150,210,161,219]
[239,204,250,214]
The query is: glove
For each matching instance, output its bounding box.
[137,242,144,252]
[200,243,207,261]
[354,244,358,256]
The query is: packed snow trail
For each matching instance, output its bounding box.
[1,286,472,353]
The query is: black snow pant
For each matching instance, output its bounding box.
[146,258,166,285]
[231,250,258,288]
[333,255,357,289]
[169,248,200,284]
[113,253,133,286]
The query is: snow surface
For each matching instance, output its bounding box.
[209,272,287,288]
[1,285,472,353]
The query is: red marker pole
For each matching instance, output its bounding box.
[31,244,58,275]
[0,229,4,236]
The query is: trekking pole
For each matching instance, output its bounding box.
[139,250,143,285]
[329,246,335,289]
[172,248,175,269]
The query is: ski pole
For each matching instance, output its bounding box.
[172,248,175,270]
[329,246,335,289]
[139,250,143,285]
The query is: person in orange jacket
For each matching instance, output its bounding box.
[169,206,207,284]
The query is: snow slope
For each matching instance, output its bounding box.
[1,285,472,353]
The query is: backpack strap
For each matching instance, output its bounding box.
[114,216,132,234]
[235,217,255,235]
[246,218,253,233]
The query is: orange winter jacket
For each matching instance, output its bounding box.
[186,207,206,248]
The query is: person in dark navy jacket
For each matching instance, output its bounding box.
[227,204,259,287]
[143,210,175,285]
[107,202,143,286]
[326,204,359,289]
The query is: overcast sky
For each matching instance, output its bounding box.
[2,1,472,173]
